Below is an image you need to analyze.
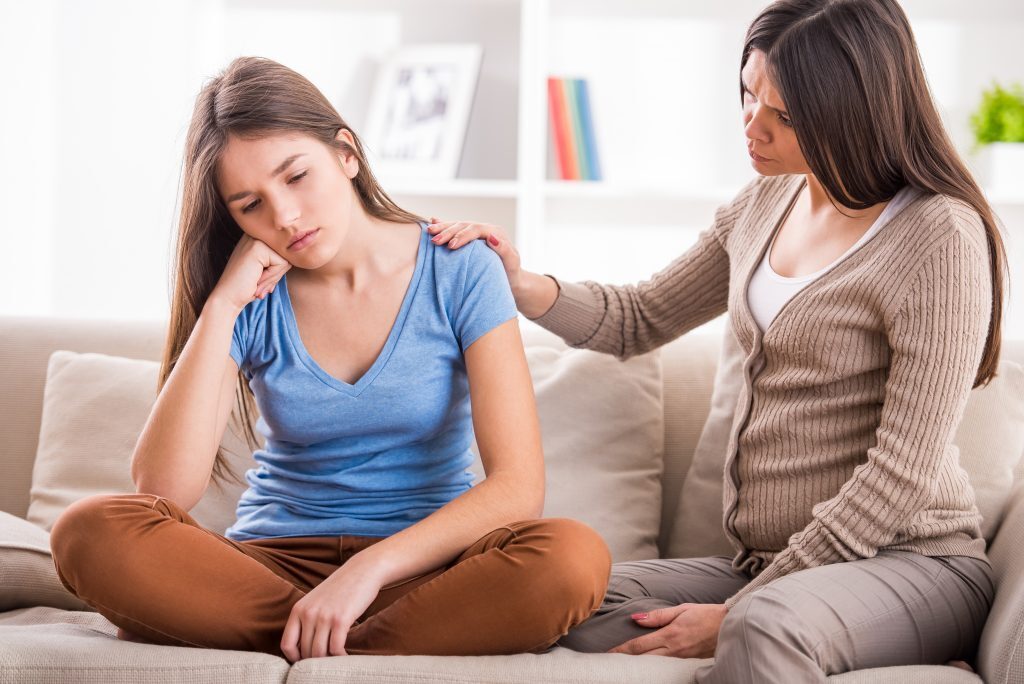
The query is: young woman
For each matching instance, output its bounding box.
[48,56,610,663]
[430,0,1009,680]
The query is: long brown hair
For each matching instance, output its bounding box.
[164,56,421,484]
[743,0,1009,388]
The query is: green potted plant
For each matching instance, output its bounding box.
[970,82,1024,195]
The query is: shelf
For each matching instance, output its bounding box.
[544,180,738,204]
[385,179,519,199]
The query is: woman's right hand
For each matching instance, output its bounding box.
[426,217,558,319]
[209,234,292,312]
[427,218,523,290]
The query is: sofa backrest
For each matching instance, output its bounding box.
[0,317,166,517]
[2,315,1023,555]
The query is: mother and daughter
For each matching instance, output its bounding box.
[50,0,1009,681]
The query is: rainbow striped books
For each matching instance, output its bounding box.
[548,76,602,181]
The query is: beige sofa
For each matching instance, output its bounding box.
[1,315,1023,684]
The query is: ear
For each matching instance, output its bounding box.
[335,128,360,180]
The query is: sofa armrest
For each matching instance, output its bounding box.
[978,482,1024,684]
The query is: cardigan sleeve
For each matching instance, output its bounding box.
[529,179,759,359]
[723,229,992,609]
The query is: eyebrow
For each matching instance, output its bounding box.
[225,154,305,203]
[742,78,789,116]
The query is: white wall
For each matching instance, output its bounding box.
[0,0,1021,338]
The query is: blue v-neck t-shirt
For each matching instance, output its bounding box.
[223,226,517,541]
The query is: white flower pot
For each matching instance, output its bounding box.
[979,142,1024,197]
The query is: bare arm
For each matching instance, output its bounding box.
[130,297,242,510]
[131,233,292,509]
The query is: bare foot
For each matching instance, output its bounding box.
[116,627,152,644]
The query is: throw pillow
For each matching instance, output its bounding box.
[469,322,665,562]
[27,351,255,534]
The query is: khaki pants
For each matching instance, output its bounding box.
[559,552,994,683]
[50,493,611,658]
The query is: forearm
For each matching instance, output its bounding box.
[347,470,542,588]
[131,296,240,507]
[531,239,730,358]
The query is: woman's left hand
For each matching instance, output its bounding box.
[608,603,728,658]
[280,556,385,662]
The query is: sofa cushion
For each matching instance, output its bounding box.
[978,481,1024,684]
[0,606,289,684]
[469,322,664,563]
[664,326,745,559]
[0,512,88,612]
[286,648,710,684]
[286,651,980,683]
[27,351,256,534]
[666,327,1024,558]
[955,360,1024,538]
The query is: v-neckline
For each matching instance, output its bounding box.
[279,225,428,397]
[736,176,907,344]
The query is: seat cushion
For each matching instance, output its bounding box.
[286,648,709,684]
[0,608,982,684]
[978,482,1024,684]
[285,650,979,683]
[0,512,87,612]
[0,606,289,684]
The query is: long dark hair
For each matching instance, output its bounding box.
[743,0,1008,388]
[165,56,421,484]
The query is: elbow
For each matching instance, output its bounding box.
[488,467,544,522]
[133,475,204,512]
[130,454,205,512]
[518,469,546,521]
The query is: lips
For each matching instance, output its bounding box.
[748,145,770,163]
[288,228,318,250]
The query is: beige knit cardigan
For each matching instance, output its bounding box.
[533,173,993,608]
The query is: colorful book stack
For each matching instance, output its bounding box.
[548,76,602,181]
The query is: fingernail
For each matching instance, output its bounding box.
[487,235,500,247]
[432,235,441,242]
[449,239,459,248]
[631,612,648,620]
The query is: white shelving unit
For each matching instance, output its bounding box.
[7,1,1020,326]
[214,0,1024,335]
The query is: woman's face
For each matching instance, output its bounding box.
[741,49,811,176]
[216,131,360,268]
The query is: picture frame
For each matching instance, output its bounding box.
[363,44,483,181]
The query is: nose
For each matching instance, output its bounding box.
[743,103,770,145]
[272,199,301,231]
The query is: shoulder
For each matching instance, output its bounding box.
[905,192,988,254]
[884,192,992,321]
[428,235,504,288]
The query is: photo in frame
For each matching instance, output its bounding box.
[363,44,483,180]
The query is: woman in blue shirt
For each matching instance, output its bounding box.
[49,56,611,662]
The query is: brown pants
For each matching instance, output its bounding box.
[49,493,611,658]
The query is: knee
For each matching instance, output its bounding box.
[50,493,159,576]
[720,588,816,655]
[526,518,612,614]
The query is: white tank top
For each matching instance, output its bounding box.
[747,186,920,334]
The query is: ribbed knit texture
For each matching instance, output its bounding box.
[533,174,993,608]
